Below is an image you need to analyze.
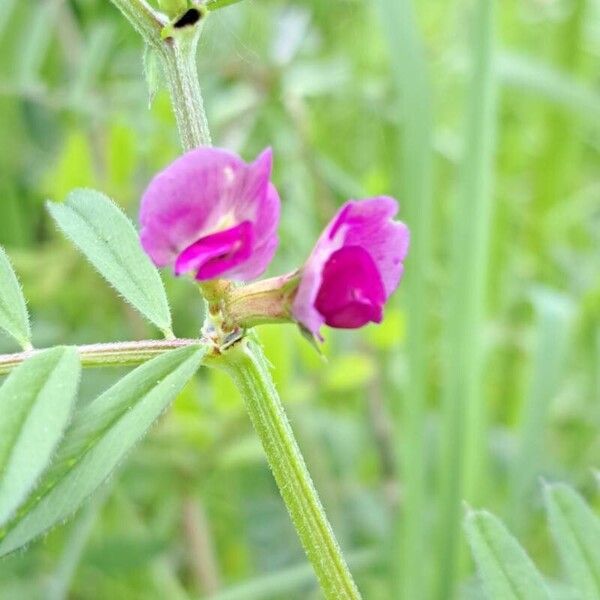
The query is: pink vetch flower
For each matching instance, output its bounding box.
[292,197,409,337]
[139,147,280,282]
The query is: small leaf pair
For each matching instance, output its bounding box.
[0,344,204,556]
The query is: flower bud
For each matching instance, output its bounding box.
[292,197,409,338]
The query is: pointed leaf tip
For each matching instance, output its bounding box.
[47,190,173,335]
[544,483,600,599]
[465,509,550,600]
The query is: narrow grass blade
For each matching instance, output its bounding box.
[69,23,115,107]
[375,0,433,596]
[46,488,110,600]
[437,1,498,597]
[17,0,61,87]
[544,483,600,599]
[510,290,573,529]
[0,246,31,349]
[0,347,80,526]
[0,345,205,556]
[0,0,17,40]
[465,509,550,599]
[47,189,173,337]
[499,53,600,122]
[530,0,587,256]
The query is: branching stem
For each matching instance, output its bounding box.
[108,0,164,47]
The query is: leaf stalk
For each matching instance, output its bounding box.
[0,339,199,376]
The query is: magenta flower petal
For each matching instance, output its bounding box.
[315,246,386,328]
[292,196,409,336]
[174,221,254,280]
[139,146,280,281]
[329,198,409,295]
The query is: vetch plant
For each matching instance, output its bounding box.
[0,2,596,598]
[0,1,410,598]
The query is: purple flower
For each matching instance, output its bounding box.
[292,197,409,336]
[139,147,280,282]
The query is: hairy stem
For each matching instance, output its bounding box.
[160,35,212,150]
[0,339,199,376]
[212,340,361,599]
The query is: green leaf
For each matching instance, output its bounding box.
[0,246,32,349]
[0,347,80,527]
[465,509,550,600]
[47,190,173,336]
[0,345,204,556]
[544,483,600,599]
[143,44,163,108]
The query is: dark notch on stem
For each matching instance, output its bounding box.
[174,8,202,28]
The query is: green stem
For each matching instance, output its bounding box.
[159,34,212,150]
[212,340,361,599]
[0,338,198,376]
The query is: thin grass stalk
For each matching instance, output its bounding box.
[436,1,498,598]
[47,490,109,600]
[531,0,586,264]
[375,0,434,597]
[17,0,62,87]
[510,290,572,531]
[0,0,17,39]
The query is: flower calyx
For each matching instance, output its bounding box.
[199,273,300,353]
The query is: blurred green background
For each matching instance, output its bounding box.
[0,0,598,598]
